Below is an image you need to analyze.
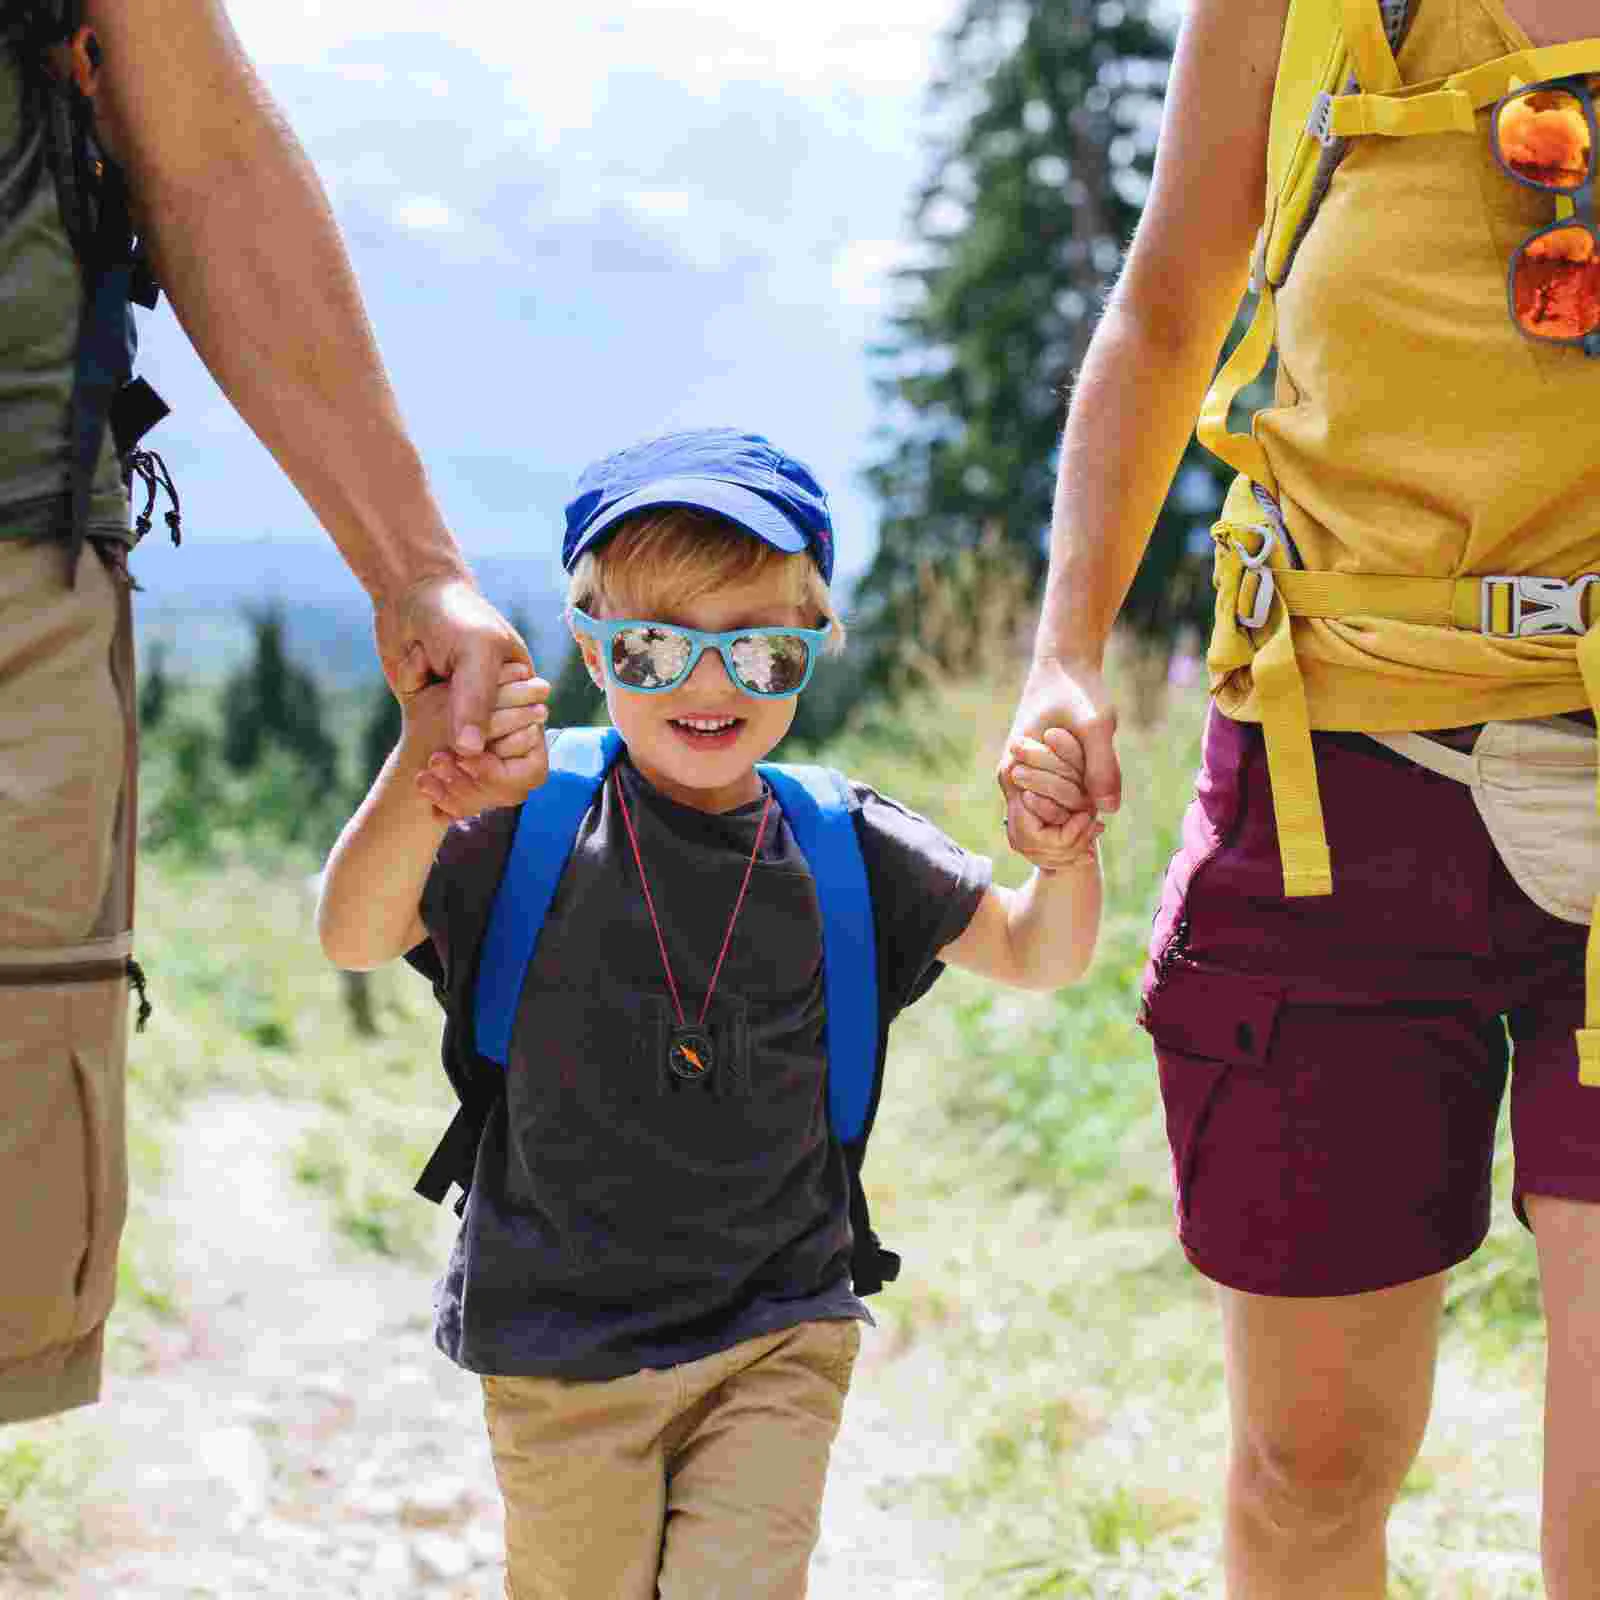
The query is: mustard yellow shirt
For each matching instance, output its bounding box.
[1217,0,1600,732]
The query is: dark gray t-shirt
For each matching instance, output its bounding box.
[409,754,990,1381]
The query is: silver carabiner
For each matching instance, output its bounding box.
[1236,523,1278,631]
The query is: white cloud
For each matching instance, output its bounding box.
[393,195,457,231]
[625,189,694,221]
[227,0,960,138]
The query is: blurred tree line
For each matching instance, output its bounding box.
[140,607,407,863]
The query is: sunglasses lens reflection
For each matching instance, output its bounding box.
[612,625,692,688]
[1513,223,1600,338]
[1497,86,1593,189]
[729,634,812,695]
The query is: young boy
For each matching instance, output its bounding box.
[318,427,1102,1600]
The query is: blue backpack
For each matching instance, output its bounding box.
[413,726,903,1295]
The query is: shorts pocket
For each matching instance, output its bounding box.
[790,1319,861,1396]
[1141,963,1284,1230]
[68,972,130,1335]
[0,969,128,1366]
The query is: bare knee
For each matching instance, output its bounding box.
[1232,1426,1414,1546]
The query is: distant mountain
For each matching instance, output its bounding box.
[131,536,570,686]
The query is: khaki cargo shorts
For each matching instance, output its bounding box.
[0,538,137,1425]
[482,1317,862,1600]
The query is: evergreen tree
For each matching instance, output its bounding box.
[139,640,172,730]
[861,0,1225,685]
[220,605,340,791]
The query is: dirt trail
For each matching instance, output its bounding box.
[3,1094,957,1598]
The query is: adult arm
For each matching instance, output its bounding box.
[1003,0,1285,821]
[85,0,527,753]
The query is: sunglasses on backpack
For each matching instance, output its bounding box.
[1491,74,1600,353]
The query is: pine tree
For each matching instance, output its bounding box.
[220,605,340,791]
[138,640,172,730]
[861,0,1225,686]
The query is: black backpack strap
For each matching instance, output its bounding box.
[843,1140,900,1296]
[415,1097,494,1216]
[836,803,905,1296]
[7,7,178,574]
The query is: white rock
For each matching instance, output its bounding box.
[465,1522,504,1566]
[353,1488,404,1519]
[401,1475,471,1527]
[370,1538,412,1579]
[414,1532,474,1581]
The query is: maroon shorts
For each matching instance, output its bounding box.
[1140,708,1597,1298]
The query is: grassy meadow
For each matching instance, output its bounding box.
[0,660,1553,1596]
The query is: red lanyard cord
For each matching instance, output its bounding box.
[613,769,773,1028]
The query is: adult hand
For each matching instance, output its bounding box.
[374,573,533,756]
[411,660,552,821]
[998,655,1121,828]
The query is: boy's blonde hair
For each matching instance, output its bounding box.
[566,508,845,652]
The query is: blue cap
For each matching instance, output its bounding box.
[562,427,834,584]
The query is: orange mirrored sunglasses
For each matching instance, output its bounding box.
[1491,74,1600,353]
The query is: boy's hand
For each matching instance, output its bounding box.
[402,652,550,819]
[1001,729,1103,871]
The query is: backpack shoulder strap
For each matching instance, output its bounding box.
[416,725,620,1207]
[1197,0,1435,485]
[473,726,622,1066]
[758,761,898,1295]
[756,761,879,1145]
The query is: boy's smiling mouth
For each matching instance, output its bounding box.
[669,714,745,746]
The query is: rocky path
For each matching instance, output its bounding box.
[3,1095,956,1599]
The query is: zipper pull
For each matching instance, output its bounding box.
[126,956,152,1032]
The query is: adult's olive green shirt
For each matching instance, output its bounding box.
[0,46,129,542]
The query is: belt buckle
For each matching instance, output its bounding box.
[1480,574,1599,638]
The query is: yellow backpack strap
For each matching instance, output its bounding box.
[1578,628,1600,1087]
[1207,483,1333,897]
[1340,0,1399,90]
[1323,39,1600,141]
[1196,0,1353,484]
[1195,292,1279,492]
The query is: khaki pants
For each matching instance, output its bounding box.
[482,1318,861,1600]
[0,538,135,1425]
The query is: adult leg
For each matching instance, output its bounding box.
[657,1320,859,1600]
[0,540,136,1424]
[1219,1274,1445,1599]
[479,1367,673,1600]
[1527,1195,1600,1598]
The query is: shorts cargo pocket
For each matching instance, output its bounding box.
[1140,962,1283,1232]
[782,1318,862,1398]
[0,963,129,1420]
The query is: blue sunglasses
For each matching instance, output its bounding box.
[571,607,829,699]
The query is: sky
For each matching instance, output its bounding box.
[133,0,965,601]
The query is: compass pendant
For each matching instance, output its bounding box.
[668,1024,715,1082]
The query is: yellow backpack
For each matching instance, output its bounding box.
[1193,0,1600,1081]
